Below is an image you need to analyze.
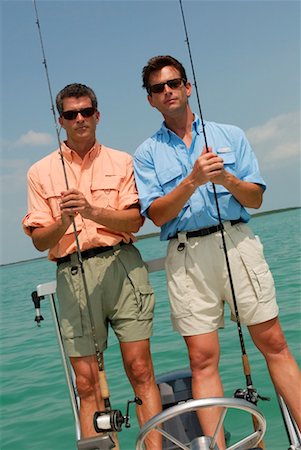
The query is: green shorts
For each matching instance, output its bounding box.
[56,244,155,357]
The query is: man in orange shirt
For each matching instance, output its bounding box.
[23,83,162,449]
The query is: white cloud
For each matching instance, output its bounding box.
[15,130,53,147]
[0,159,30,194]
[246,111,300,169]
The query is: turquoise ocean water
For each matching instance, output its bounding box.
[1,209,300,450]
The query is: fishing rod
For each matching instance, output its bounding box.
[178,0,269,446]
[32,1,137,445]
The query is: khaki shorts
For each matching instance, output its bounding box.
[56,244,155,357]
[165,222,279,336]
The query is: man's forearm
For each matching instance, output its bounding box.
[31,220,70,252]
[148,172,263,228]
[60,189,144,233]
[221,172,263,209]
[148,176,197,227]
[88,206,143,233]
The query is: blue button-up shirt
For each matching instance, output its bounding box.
[134,115,266,240]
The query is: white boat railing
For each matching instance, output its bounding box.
[36,257,166,298]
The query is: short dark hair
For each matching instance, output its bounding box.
[142,55,187,94]
[56,83,98,115]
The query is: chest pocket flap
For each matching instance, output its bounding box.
[207,149,236,194]
[216,149,236,165]
[157,166,182,194]
[91,175,122,209]
[44,185,65,219]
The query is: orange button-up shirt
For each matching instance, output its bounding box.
[22,141,139,261]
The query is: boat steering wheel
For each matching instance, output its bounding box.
[135,397,266,450]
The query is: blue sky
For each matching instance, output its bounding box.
[1,0,300,265]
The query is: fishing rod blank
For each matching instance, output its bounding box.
[33,0,107,394]
[32,1,137,443]
[178,0,251,388]
[178,1,269,447]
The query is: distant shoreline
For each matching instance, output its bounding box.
[137,206,300,240]
[2,206,299,267]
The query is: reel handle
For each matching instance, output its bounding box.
[98,370,110,400]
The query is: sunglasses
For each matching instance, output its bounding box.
[147,78,186,95]
[61,106,96,120]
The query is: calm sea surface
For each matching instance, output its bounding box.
[1,209,300,450]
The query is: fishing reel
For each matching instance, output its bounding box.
[94,396,142,433]
[234,387,270,405]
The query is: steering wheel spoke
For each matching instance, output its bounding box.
[136,397,266,450]
[154,427,191,450]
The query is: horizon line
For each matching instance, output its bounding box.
[1,206,300,268]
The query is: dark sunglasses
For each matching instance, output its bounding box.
[61,106,96,120]
[147,78,186,95]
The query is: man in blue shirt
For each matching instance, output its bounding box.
[134,55,301,449]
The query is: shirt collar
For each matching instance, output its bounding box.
[159,122,172,143]
[59,141,101,163]
[158,113,204,143]
[192,114,204,135]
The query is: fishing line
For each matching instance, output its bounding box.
[32,0,119,437]
[179,0,268,413]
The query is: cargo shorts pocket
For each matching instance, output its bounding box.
[249,262,276,302]
[229,226,276,303]
[135,284,155,320]
[56,269,84,339]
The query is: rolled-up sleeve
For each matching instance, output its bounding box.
[22,167,56,236]
[231,126,266,191]
[134,143,164,217]
[118,155,141,210]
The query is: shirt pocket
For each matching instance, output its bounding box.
[45,186,64,219]
[157,166,183,194]
[91,175,122,209]
[44,186,83,237]
[217,148,236,164]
